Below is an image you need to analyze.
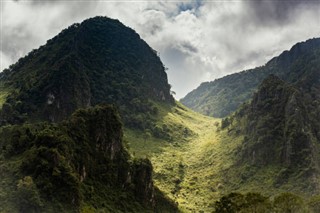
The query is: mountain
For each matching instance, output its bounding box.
[129,38,320,212]
[0,17,178,212]
[221,72,320,193]
[0,16,174,129]
[1,15,320,212]
[181,37,320,117]
[126,72,320,212]
[0,105,177,212]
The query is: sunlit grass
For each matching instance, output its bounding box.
[125,101,314,212]
[125,102,226,212]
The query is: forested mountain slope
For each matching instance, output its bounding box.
[0,16,174,129]
[0,17,178,213]
[128,79,320,212]
[0,105,178,212]
[181,38,320,117]
[220,70,320,194]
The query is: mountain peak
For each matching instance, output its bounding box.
[267,37,320,67]
[0,16,174,126]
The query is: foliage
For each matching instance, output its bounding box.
[181,38,320,118]
[0,16,319,213]
[16,176,43,213]
[213,192,311,213]
[221,117,230,129]
[127,93,320,212]
[0,16,174,129]
[307,195,320,213]
[214,192,272,213]
[214,192,246,213]
[0,105,177,212]
[273,193,305,213]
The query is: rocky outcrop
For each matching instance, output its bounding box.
[131,159,155,207]
[237,75,320,190]
[0,105,158,212]
[181,37,320,117]
[67,105,155,207]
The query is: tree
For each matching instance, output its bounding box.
[273,192,305,213]
[16,176,43,212]
[221,117,230,129]
[242,192,270,213]
[308,195,320,213]
[143,129,152,143]
[214,192,245,213]
[214,192,271,213]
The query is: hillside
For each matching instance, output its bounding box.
[1,15,320,213]
[0,105,178,212]
[181,37,320,118]
[0,17,178,213]
[127,38,320,212]
[222,71,319,184]
[127,98,320,212]
[0,16,174,130]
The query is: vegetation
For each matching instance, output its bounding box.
[0,105,178,212]
[213,192,319,213]
[0,82,11,109]
[181,38,320,118]
[126,99,320,212]
[0,16,319,213]
[0,16,174,127]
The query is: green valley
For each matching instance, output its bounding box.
[125,101,319,212]
[0,15,319,213]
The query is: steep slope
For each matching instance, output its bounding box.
[0,17,178,213]
[220,72,320,195]
[0,16,173,128]
[126,102,223,212]
[0,105,178,212]
[181,37,320,117]
[126,72,320,212]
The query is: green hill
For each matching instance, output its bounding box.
[181,38,320,118]
[0,16,174,129]
[0,17,177,213]
[0,105,178,212]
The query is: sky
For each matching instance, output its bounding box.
[1,0,320,99]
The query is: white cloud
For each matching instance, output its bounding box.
[0,51,12,71]
[1,0,320,98]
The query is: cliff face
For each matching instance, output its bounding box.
[0,105,161,212]
[232,74,320,192]
[243,76,314,166]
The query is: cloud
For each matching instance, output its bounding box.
[1,0,320,99]
[245,0,319,26]
[0,51,13,71]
